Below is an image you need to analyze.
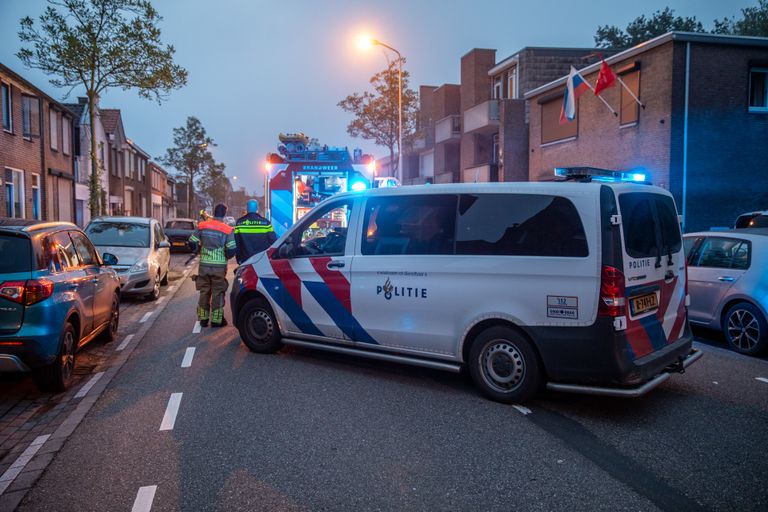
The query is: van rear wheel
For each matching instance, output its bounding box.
[237,298,283,354]
[468,326,541,404]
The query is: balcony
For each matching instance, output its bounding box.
[412,137,427,150]
[463,100,499,134]
[461,164,499,183]
[435,115,461,143]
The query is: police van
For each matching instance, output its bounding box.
[230,169,701,403]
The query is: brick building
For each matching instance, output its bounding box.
[100,109,150,217]
[1,62,75,222]
[404,47,608,185]
[525,32,768,232]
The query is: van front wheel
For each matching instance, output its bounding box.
[468,326,541,404]
[237,298,283,354]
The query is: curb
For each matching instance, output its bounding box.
[0,261,196,508]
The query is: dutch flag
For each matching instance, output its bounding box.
[560,66,591,124]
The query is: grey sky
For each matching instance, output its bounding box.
[0,0,751,194]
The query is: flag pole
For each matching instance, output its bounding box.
[582,76,618,117]
[616,75,645,109]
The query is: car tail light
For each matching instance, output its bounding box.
[0,279,54,306]
[598,265,626,317]
[0,281,25,303]
[24,279,54,305]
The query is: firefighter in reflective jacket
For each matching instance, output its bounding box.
[188,203,236,327]
[234,199,277,264]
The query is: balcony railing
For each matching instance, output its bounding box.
[435,115,461,143]
[463,100,499,134]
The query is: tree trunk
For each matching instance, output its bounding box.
[86,92,102,217]
[187,170,193,219]
[389,146,395,179]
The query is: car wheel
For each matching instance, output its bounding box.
[146,273,160,301]
[468,326,541,404]
[33,322,77,392]
[161,269,169,286]
[723,302,768,355]
[99,293,120,343]
[237,298,283,353]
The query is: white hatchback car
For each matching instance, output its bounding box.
[684,229,768,355]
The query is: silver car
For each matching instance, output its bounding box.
[684,229,768,355]
[85,217,171,301]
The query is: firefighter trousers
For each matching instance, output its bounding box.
[196,264,229,323]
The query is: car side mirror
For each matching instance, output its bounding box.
[102,252,118,266]
[158,240,171,249]
[278,241,295,259]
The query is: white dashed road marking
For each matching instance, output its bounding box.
[75,372,105,398]
[160,393,183,431]
[156,296,165,305]
[140,312,153,323]
[116,334,134,352]
[131,485,158,512]
[192,321,202,334]
[181,348,195,368]
[756,377,768,384]
[0,435,50,495]
[513,405,532,416]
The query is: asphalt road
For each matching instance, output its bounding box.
[12,263,768,511]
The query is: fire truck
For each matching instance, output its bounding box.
[265,133,387,237]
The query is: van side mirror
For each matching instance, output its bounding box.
[158,240,171,249]
[278,241,295,259]
[102,252,118,266]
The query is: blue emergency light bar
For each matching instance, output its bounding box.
[554,167,648,184]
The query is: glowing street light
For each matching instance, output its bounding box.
[357,33,403,184]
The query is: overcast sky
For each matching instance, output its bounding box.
[0,0,753,194]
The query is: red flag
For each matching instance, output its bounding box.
[594,60,616,96]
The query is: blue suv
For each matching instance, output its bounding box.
[0,220,121,392]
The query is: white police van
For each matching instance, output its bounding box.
[231,169,701,403]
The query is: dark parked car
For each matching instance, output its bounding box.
[164,218,197,252]
[0,220,121,391]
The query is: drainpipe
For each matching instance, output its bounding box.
[681,42,691,232]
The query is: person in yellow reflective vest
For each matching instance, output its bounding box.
[233,199,276,264]
[188,203,236,327]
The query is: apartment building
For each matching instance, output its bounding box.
[101,109,150,217]
[148,161,176,223]
[1,62,75,222]
[404,47,608,184]
[525,32,768,231]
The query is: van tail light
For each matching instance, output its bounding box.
[598,265,626,317]
[0,279,54,306]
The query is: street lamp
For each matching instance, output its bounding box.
[358,35,403,184]
[264,162,272,218]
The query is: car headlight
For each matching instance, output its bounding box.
[130,260,149,273]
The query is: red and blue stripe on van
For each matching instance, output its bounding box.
[624,276,686,359]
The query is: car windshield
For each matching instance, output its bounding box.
[166,221,194,230]
[735,214,768,228]
[0,234,32,272]
[86,222,150,248]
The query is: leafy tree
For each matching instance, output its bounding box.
[17,0,187,217]
[198,164,230,206]
[594,7,705,48]
[338,59,418,176]
[713,0,768,36]
[159,116,225,218]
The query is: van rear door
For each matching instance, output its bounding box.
[617,190,687,359]
[0,233,33,334]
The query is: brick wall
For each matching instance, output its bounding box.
[499,99,528,181]
[528,41,675,185]
[460,49,496,112]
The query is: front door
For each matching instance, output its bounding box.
[70,231,114,329]
[268,198,356,342]
[51,231,94,337]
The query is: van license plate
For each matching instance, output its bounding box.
[631,293,658,315]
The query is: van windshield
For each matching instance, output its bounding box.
[85,222,150,248]
[619,193,681,259]
[0,234,32,272]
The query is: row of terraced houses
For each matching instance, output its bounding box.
[0,62,181,227]
[393,32,768,232]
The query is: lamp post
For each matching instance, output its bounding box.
[358,36,403,184]
[264,162,271,218]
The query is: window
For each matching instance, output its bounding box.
[21,95,38,139]
[507,67,518,99]
[749,68,768,112]
[124,186,133,215]
[456,194,588,257]
[69,231,99,266]
[492,76,502,99]
[619,193,682,259]
[51,232,80,271]
[62,116,70,155]
[1,83,11,131]
[541,95,577,144]
[362,195,457,256]
[49,107,58,150]
[0,234,32,273]
[31,174,41,220]
[289,199,353,257]
[4,168,24,218]
[690,237,750,270]
[620,69,640,125]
